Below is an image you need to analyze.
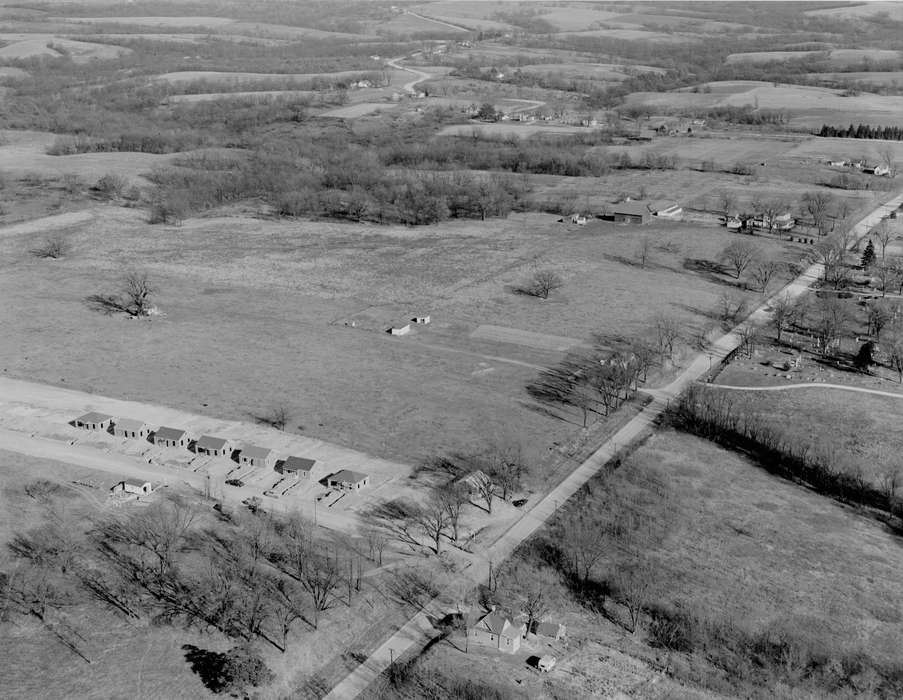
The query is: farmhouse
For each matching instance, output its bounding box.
[570,213,588,225]
[154,426,193,449]
[195,435,233,458]
[240,445,276,469]
[538,655,557,673]
[113,418,150,439]
[467,609,526,654]
[863,165,891,176]
[753,212,794,231]
[327,469,370,490]
[75,412,114,431]
[608,202,651,224]
[280,455,318,479]
[110,478,152,496]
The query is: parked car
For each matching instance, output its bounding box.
[225,478,244,487]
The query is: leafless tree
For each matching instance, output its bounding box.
[299,550,343,629]
[614,566,652,634]
[718,190,736,217]
[366,531,388,566]
[750,259,782,294]
[653,315,680,360]
[520,586,548,635]
[810,296,853,356]
[635,236,652,268]
[560,514,606,588]
[716,292,748,329]
[867,299,898,340]
[414,495,450,554]
[879,145,897,176]
[472,471,495,514]
[720,239,761,279]
[769,293,798,343]
[123,271,155,316]
[887,331,903,382]
[438,483,468,543]
[483,439,527,501]
[813,236,848,289]
[802,191,834,237]
[523,269,563,299]
[737,324,759,358]
[269,577,305,650]
[627,336,657,382]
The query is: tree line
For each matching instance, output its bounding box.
[818,123,903,141]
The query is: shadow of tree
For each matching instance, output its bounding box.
[182,644,228,693]
[84,294,129,315]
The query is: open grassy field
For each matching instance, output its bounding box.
[164,89,317,104]
[807,1,903,21]
[437,123,589,138]
[0,204,800,470]
[627,82,903,128]
[0,33,132,61]
[421,429,903,698]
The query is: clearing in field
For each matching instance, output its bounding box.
[469,325,584,352]
[437,123,589,138]
[320,103,391,119]
[0,35,130,62]
[164,90,316,104]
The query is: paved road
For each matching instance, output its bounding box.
[711,382,903,399]
[323,190,903,699]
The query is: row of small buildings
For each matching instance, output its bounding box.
[74,412,370,491]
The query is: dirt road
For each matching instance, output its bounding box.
[386,56,431,94]
[710,382,903,398]
[322,190,903,699]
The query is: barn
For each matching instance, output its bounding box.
[608,202,651,224]
[110,478,152,496]
[75,412,114,431]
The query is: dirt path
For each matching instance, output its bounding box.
[385,56,432,94]
[0,209,94,238]
[710,382,903,399]
[322,190,903,699]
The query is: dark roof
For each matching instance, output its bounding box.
[329,469,368,484]
[115,418,148,431]
[77,411,113,423]
[283,456,317,472]
[197,435,231,450]
[241,445,272,459]
[610,201,651,217]
[155,426,188,441]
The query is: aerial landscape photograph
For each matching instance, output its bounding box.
[2,0,903,697]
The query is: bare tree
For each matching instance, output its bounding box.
[366,531,388,566]
[414,495,450,554]
[614,566,652,634]
[718,190,736,217]
[887,331,903,382]
[483,439,527,502]
[523,269,563,299]
[123,271,155,316]
[653,315,680,360]
[867,299,898,340]
[737,324,759,358]
[560,514,606,589]
[716,292,747,329]
[472,471,495,514]
[769,293,798,343]
[299,550,343,630]
[810,296,852,356]
[749,259,782,294]
[438,483,468,543]
[720,240,761,279]
[813,236,848,289]
[802,191,835,237]
[879,145,897,176]
[520,586,548,636]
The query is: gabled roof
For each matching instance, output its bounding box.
[155,426,188,441]
[77,412,113,423]
[610,201,651,217]
[284,456,316,471]
[474,610,522,637]
[116,418,148,431]
[241,445,272,459]
[197,435,231,451]
[329,469,368,484]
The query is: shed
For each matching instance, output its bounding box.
[388,323,411,336]
[113,418,151,439]
[154,426,193,449]
[240,445,276,469]
[538,655,557,672]
[534,620,567,640]
[75,412,114,431]
[327,469,370,490]
[608,202,651,224]
[195,435,234,458]
[111,478,152,495]
[280,456,317,479]
[412,315,431,325]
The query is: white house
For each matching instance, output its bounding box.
[111,478,152,496]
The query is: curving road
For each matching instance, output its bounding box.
[709,382,903,399]
[386,56,432,94]
[323,190,903,699]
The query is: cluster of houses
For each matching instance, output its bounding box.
[74,412,370,493]
[723,211,795,233]
[466,605,565,661]
[826,159,892,177]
